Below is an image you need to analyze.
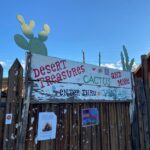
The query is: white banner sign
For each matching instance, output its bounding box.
[29,53,134,102]
[37,112,57,141]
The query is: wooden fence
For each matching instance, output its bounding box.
[132,55,150,150]
[0,59,137,150]
[23,102,131,150]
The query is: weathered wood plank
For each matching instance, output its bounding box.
[141,55,150,150]
[109,103,119,150]
[117,103,126,150]
[0,107,5,150]
[101,103,110,150]
[25,104,35,150]
[139,79,150,150]
[135,79,144,150]
[80,103,87,150]
[72,103,80,150]
[18,52,32,150]
[96,103,101,150]
[0,64,4,150]
[40,104,50,150]
[0,64,3,100]
[91,103,97,150]
[3,59,23,150]
[124,103,132,150]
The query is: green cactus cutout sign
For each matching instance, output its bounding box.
[14,15,50,56]
[120,45,134,71]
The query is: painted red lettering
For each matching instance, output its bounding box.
[66,70,72,78]
[80,65,85,73]
[45,65,51,74]
[77,67,81,74]
[39,77,45,88]
[56,73,62,82]
[60,60,67,69]
[118,78,130,86]
[40,66,45,76]
[55,61,62,71]
[45,76,51,86]
[111,72,121,79]
[61,71,67,79]
[72,68,78,76]
[33,68,40,78]
[51,74,56,82]
[51,63,56,72]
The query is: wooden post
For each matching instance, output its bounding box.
[0,64,3,100]
[17,52,32,150]
[141,55,150,149]
[99,52,101,67]
[0,64,4,150]
[131,78,140,150]
[82,49,85,64]
[3,59,23,150]
[141,55,150,130]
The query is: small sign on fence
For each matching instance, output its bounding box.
[37,112,57,141]
[5,113,12,125]
[82,108,99,127]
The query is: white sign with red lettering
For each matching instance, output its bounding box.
[29,53,134,102]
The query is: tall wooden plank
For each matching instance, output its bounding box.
[0,106,5,150]
[117,103,126,150]
[33,104,41,150]
[101,103,110,150]
[134,78,144,150]
[96,103,101,150]
[85,103,92,150]
[49,103,57,150]
[136,80,150,150]
[141,55,150,137]
[91,103,97,150]
[3,59,23,150]
[0,64,3,100]
[80,103,88,150]
[124,103,132,150]
[55,104,61,150]
[76,103,80,150]
[40,104,51,150]
[18,52,32,150]
[59,103,67,150]
[25,104,35,150]
[72,103,80,150]
[109,103,119,150]
[0,64,4,150]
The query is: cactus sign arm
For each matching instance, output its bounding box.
[14,34,28,50]
[38,24,50,41]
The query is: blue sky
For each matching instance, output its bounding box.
[1,0,150,76]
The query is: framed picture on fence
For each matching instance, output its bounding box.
[81,108,99,127]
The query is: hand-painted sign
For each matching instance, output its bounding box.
[82,108,99,127]
[37,112,57,141]
[29,53,134,102]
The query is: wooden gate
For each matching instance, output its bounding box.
[0,60,23,150]
[0,57,133,150]
[24,102,131,150]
